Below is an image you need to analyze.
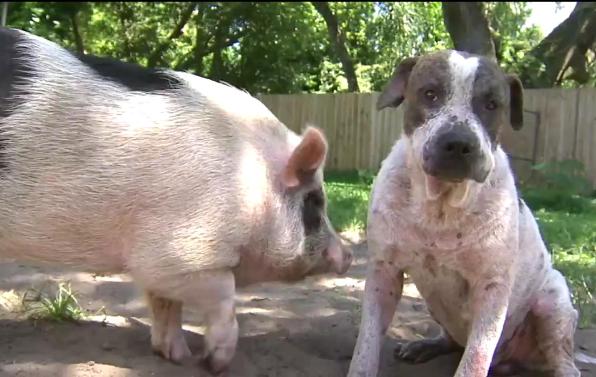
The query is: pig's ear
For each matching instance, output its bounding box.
[377,56,418,111]
[283,126,328,188]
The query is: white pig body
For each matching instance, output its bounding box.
[0,28,352,374]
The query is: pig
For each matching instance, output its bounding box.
[0,27,352,375]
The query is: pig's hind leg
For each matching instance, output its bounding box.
[146,292,192,364]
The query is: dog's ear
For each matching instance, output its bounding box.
[507,74,524,130]
[377,57,418,111]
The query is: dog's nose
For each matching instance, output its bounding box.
[422,126,484,182]
[438,130,479,159]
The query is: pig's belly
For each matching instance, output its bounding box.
[407,262,473,346]
[0,232,130,273]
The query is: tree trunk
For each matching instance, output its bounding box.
[442,2,496,61]
[312,1,360,92]
[207,3,251,81]
[70,11,85,54]
[209,15,228,80]
[191,3,210,75]
[530,2,596,87]
[147,2,197,68]
[1,2,8,27]
[117,3,133,61]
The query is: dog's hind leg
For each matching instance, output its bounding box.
[394,327,462,363]
[531,269,580,377]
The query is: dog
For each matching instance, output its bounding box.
[347,50,580,377]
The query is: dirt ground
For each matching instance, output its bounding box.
[0,236,595,377]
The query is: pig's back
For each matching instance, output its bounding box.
[0,28,289,272]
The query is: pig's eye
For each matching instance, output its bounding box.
[302,189,325,235]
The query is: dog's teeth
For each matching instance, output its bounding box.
[425,175,444,200]
[448,181,471,208]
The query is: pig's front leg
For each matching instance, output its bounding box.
[454,279,510,377]
[348,260,404,377]
[201,272,238,376]
[146,292,192,363]
[137,269,238,375]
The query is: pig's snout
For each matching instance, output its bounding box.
[323,240,353,275]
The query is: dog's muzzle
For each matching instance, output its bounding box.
[422,124,490,183]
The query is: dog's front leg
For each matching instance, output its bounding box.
[348,260,404,377]
[454,279,510,377]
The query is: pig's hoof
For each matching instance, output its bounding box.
[153,336,192,364]
[394,338,454,364]
[201,349,231,376]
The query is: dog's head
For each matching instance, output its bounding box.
[377,50,523,190]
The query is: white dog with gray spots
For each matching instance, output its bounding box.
[347,50,580,377]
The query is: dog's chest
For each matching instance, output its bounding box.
[392,219,481,345]
[405,247,474,345]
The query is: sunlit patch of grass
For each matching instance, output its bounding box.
[532,207,596,328]
[324,175,370,234]
[22,282,86,323]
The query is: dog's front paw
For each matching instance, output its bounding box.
[394,338,457,364]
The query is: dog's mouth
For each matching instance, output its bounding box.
[424,174,471,207]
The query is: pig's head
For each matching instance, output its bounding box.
[234,126,352,287]
[376,50,523,205]
[279,126,353,278]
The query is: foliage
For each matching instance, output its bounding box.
[22,282,85,322]
[324,171,372,233]
[484,2,544,76]
[324,172,596,327]
[523,159,594,213]
[5,2,587,94]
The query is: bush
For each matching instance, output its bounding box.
[522,159,595,214]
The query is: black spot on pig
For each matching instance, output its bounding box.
[75,54,181,92]
[302,188,325,235]
[0,28,33,119]
[0,28,35,171]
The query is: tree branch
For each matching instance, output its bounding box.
[147,2,197,68]
[312,1,360,92]
[530,2,596,86]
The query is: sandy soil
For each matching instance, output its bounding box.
[0,237,594,377]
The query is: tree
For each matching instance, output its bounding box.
[5,2,594,93]
[442,2,496,60]
[146,2,196,68]
[1,2,8,27]
[529,2,596,87]
[312,2,360,92]
[483,2,542,78]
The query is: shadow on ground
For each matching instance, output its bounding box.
[0,240,594,377]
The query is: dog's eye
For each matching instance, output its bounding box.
[486,100,498,111]
[424,90,438,102]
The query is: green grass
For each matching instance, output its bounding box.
[324,171,372,234]
[22,282,86,323]
[324,171,596,328]
[525,195,596,328]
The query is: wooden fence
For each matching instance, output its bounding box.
[257,88,596,187]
